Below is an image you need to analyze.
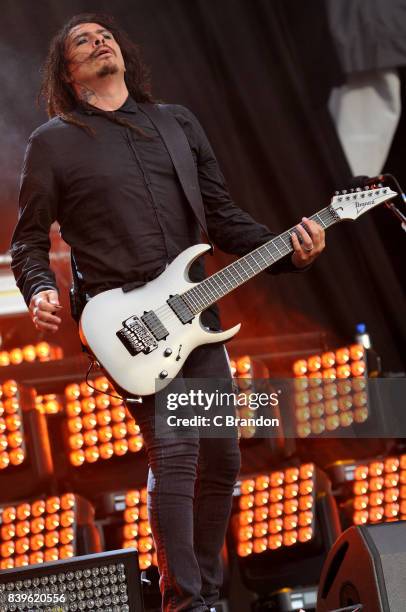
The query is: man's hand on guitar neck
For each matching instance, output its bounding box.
[29,289,62,333]
[291,216,325,268]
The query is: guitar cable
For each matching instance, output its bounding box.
[381,173,406,232]
[85,356,143,404]
[351,173,406,231]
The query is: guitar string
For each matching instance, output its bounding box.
[144,208,337,334]
[119,206,338,341]
[149,207,337,327]
[123,189,388,330]
[115,188,387,346]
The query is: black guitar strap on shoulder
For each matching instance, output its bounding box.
[69,250,89,323]
[138,103,213,253]
[70,104,214,315]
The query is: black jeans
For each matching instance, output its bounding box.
[127,343,241,611]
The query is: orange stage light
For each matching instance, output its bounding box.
[0,494,82,568]
[0,381,27,469]
[121,487,157,568]
[235,465,316,557]
[0,344,63,367]
[352,454,406,524]
[64,379,144,466]
[293,344,368,438]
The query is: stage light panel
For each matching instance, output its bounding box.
[235,464,316,557]
[233,465,340,596]
[0,343,63,367]
[64,377,143,466]
[120,488,157,571]
[351,454,406,526]
[230,356,271,439]
[0,384,54,500]
[230,356,256,438]
[0,548,143,612]
[0,493,97,570]
[0,379,27,470]
[292,344,368,438]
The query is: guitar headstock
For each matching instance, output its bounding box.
[331,185,397,220]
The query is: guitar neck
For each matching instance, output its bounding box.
[182,204,340,314]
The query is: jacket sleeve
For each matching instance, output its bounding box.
[176,106,301,275]
[10,134,59,306]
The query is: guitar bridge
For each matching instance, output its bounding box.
[116,315,159,356]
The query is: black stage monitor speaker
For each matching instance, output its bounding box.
[317,521,406,612]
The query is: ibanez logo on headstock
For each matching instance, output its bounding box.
[331,185,397,221]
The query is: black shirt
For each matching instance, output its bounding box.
[10,96,296,328]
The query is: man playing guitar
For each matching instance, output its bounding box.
[11,13,325,611]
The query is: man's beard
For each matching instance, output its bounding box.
[96,62,119,78]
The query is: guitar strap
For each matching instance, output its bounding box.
[70,102,213,318]
[138,103,213,252]
[69,251,89,322]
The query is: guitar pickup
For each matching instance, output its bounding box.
[167,295,194,324]
[141,311,169,341]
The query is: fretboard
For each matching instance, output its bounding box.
[181,205,339,314]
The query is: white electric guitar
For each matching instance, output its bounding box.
[79,186,396,396]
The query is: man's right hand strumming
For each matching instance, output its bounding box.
[29,290,62,333]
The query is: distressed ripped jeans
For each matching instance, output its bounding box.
[126,343,241,611]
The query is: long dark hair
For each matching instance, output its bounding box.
[40,13,155,133]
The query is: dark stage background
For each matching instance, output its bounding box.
[1,0,405,369]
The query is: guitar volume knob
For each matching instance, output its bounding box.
[164,348,172,357]
[159,370,168,379]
